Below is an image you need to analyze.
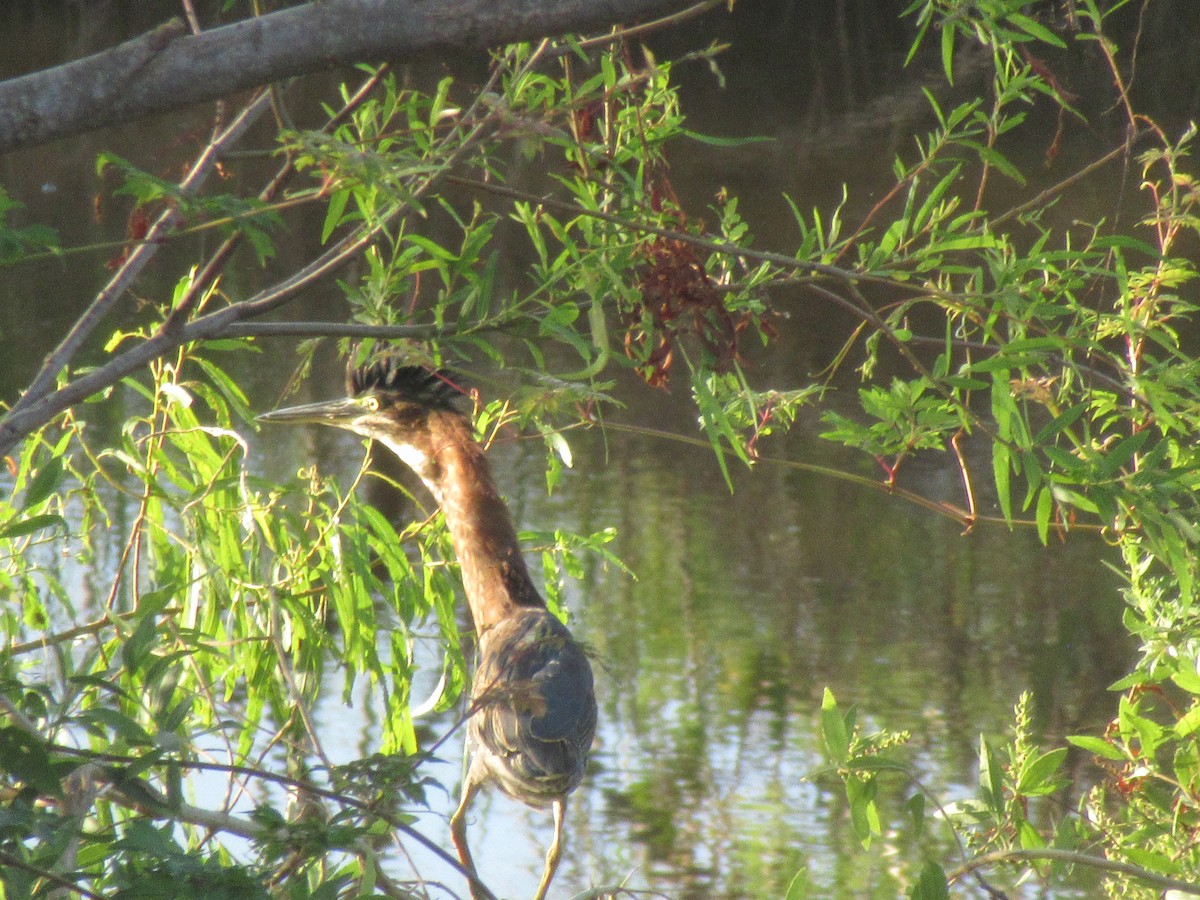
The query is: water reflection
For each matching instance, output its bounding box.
[2,0,1150,896]
[260,389,1127,897]
[521,412,1126,897]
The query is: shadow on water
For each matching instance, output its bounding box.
[4,0,1175,895]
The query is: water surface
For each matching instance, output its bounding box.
[0,2,1148,897]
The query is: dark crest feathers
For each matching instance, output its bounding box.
[347,357,466,409]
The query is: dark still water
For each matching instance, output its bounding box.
[0,1,1157,897]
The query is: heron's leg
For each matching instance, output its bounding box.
[532,798,566,900]
[450,763,484,899]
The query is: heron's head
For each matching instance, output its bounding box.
[257,359,466,451]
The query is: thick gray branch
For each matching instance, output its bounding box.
[0,0,694,154]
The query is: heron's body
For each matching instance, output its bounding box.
[471,607,593,804]
[259,360,596,900]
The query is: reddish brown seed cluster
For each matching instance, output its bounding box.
[105,206,151,271]
[622,232,748,388]
[619,171,760,388]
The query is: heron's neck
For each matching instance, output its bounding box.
[375,410,543,632]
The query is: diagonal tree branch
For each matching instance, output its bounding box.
[6,90,273,428]
[0,0,698,154]
[0,92,502,459]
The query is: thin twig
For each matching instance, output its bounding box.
[988,128,1151,229]
[597,419,1107,534]
[41,740,500,900]
[0,850,104,900]
[948,847,1200,896]
[218,321,445,340]
[4,614,130,656]
[573,0,723,51]
[950,429,977,533]
[179,0,202,34]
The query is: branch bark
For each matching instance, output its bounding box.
[0,0,696,154]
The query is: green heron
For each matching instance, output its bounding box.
[258,359,597,900]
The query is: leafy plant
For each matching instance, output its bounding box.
[4,0,1200,896]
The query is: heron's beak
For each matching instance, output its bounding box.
[256,397,363,427]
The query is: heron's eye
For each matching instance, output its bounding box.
[362,396,379,412]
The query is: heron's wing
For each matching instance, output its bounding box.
[528,643,595,742]
[475,610,597,781]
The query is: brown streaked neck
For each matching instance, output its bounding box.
[377,408,544,633]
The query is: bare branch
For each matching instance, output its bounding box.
[0,0,698,154]
[0,73,501,459]
[218,322,445,340]
[7,90,273,426]
[949,848,1200,896]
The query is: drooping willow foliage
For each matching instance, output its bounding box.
[2,1,1200,897]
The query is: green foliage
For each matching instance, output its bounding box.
[97,153,284,263]
[0,343,476,894]
[0,186,57,266]
[792,3,1200,894]
[814,689,910,853]
[6,0,1200,895]
[820,377,963,479]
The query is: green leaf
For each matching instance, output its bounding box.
[1035,485,1053,545]
[784,870,809,900]
[978,735,1005,817]
[1120,695,1167,756]
[973,143,1027,185]
[909,861,949,900]
[1171,666,1200,695]
[926,234,1000,252]
[679,129,774,148]
[992,442,1013,524]
[1018,817,1046,849]
[1123,847,1181,875]
[940,20,956,84]
[21,456,64,510]
[845,754,909,773]
[1007,12,1067,48]
[1066,734,1127,762]
[1174,744,1200,793]
[1174,703,1200,739]
[1034,402,1087,443]
[1015,747,1067,796]
[968,353,1046,373]
[321,188,352,244]
[913,164,962,233]
[821,688,850,766]
[692,374,745,491]
[405,232,458,261]
[0,514,67,539]
[845,774,881,846]
[1093,234,1160,256]
[1095,429,1151,479]
[1109,671,1148,692]
[193,356,255,423]
[121,612,161,677]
